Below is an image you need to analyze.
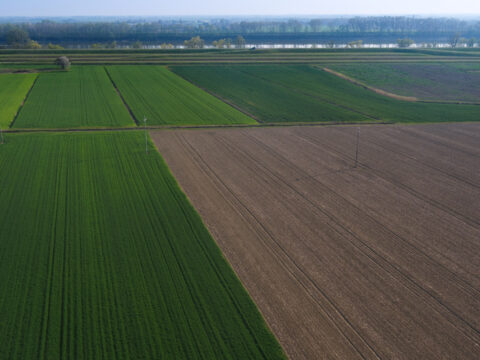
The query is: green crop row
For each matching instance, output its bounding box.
[0,132,285,359]
[172,64,480,123]
[0,73,37,128]
[13,66,135,128]
[106,65,256,125]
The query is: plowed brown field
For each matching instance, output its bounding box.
[152,123,480,360]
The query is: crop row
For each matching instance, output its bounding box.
[0,132,284,359]
[13,67,134,128]
[106,65,255,125]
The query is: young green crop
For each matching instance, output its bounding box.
[14,66,134,128]
[172,65,369,123]
[0,132,285,359]
[106,65,256,125]
[172,65,480,123]
[329,63,480,102]
[0,73,37,128]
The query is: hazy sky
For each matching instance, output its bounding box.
[1,0,479,17]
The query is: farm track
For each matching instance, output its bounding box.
[152,123,480,359]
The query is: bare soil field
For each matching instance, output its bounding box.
[152,123,480,359]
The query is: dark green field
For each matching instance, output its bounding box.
[106,66,255,125]
[14,66,134,128]
[173,64,480,123]
[0,131,285,359]
[329,63,480,102]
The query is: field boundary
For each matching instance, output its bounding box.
[104,66,139,126]
[2,120,393,134]
[167,66,262,123]
[323,67,419,102]
[9,74,39,128]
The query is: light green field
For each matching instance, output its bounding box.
[0,73,37,128]
[14,66,134,128]
[106,65,256,125]
[0,131,285,359]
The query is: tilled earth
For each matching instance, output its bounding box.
[152,123,480,359]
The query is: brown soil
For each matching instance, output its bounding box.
[151,124,480,360]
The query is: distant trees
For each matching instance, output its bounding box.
[28,40,42,49]
[160,43,174,49]
[449,33,460,48]
[347,40,363,48]
[212,38,232,48]
[184,36,204,48]
[6,28,30,48]
[2,17,480,48]
[132,41,143,49]
[467,37,477,47]
[235,35,246,48]
[212,39,225,48]
[55,56,71,70]
[47,43,64,49]
[309,19,323,32]
[397,38,414,48]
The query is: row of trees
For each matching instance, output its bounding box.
[2,27,478,50]
[184,35,246,49]
[4,27,65,49]
[1,17,480,44]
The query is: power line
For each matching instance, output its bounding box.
[144,116,148,154]
[354,127,360,168]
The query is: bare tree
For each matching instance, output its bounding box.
[449,33,460,48]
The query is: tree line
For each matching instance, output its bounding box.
[1,17,480,48]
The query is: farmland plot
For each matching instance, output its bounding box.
[13,66,134,128]
[152,123,480,360]
[0,132,284,359]
[172,65,480,123]
[329,63,480,102]
[106,66,255,125]
[0,73,37,127]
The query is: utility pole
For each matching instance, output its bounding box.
[354,127,360,168]
[143,116,148,154]
[0,126,4,145]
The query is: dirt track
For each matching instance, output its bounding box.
[152,124,480,359]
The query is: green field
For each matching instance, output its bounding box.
[13,66,134,128]
[106,66,255,125]
[0,73,37,128]
[329,63,480,102]
[173,65,370,123]
[0,132,284,359]
[172,64,480,123]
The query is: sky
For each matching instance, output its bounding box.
[1,0,480,17]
